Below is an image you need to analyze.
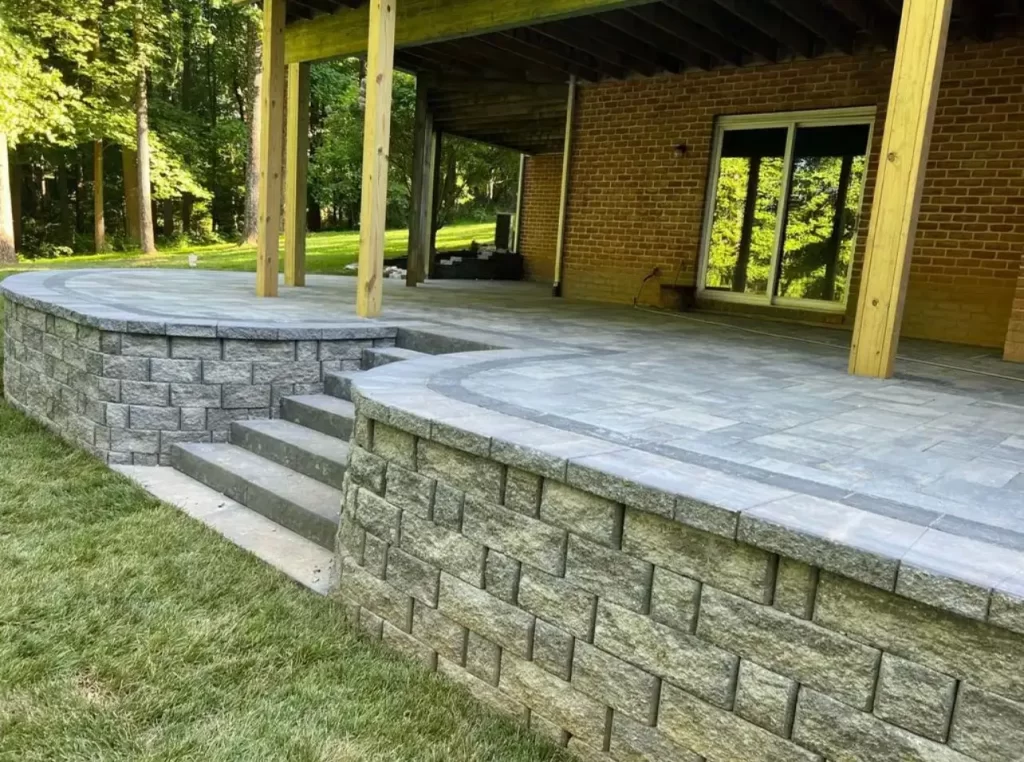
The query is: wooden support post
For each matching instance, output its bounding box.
[513,153,526,252]
[552,75,577,297]
[406,78,435,287]
[256,0,286,297]
[848,0,953,378]
[285,61,311,287]
[356,0,397,317]
[428,129,444,280]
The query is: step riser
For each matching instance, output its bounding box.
[231,423,348,491]
[360,348,404,370]
[324,372,354,402]
[280,398,354,441]
[171,446,338,550]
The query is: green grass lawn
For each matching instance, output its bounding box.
[3,221,495,276]
[0,288,568,759]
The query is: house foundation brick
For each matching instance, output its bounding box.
[518,39,1024,352]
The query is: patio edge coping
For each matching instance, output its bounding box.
[350,349,1024,636]
[0,270,398,341]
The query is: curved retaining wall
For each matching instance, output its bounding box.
[337,360,1024,762]
[2,296,395,465]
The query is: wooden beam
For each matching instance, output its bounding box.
[356,0,396,317]
[257,0,287,297]
[285,0,659,63]
[285,62,311,287]
[407,79,435,286]
[848,0,953,378]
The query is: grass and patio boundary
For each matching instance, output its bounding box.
[5,222,495,276]
[0,226,574,761]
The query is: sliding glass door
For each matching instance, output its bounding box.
[699,109,874,311]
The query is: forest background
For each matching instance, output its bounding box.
[0,0,520,262]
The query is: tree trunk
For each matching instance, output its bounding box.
[74,154,85,235]
[135,64,156,254]
[93,140,106,252]
[11,159,22,250]
[308,199,321,232]
[242,16,262,246]
[206,1,221,233]
[163,198,174,237]
[122,147,140,242]
[182,192,194,236]
[56,160,72,242]
[181,10,193,112]
[0,134,16,263]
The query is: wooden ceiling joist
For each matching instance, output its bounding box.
[497,27,615,81]
[660,0,779,62]
[532,20,659,76]
[620,4,740,66]
[765,0,857,53]
[706,0,817,57]
[820,0,899,47]
[286,0,1013,156]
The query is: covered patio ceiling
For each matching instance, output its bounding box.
[282,0,1017,153]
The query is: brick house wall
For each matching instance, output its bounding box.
[1004,274,1024,360]
[518,154,563,283]
[517,39,1024,350]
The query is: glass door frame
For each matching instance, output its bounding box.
[696,106,877,313]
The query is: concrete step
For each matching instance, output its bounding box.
[170,443,341,550]
[280,394,355,441]
[231,418,350,490]
[323,369,359,402]
[361,346,429,370]
[116,465,333,595]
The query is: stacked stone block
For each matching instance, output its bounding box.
[2,298,395,465]
[337,410,1024,762]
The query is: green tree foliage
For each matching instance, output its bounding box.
[706,153,865,303]
[6,0,522,258]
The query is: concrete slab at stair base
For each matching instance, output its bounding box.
[115,465,333,595]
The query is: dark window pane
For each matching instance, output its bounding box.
[776,125,869,303]
[704,128,787,295]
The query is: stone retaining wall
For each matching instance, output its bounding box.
[337,408,1024,762]
[2,298,395,465]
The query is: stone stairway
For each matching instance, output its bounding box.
[168,346,423,551]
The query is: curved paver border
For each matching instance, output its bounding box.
[350,350,1024,634]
